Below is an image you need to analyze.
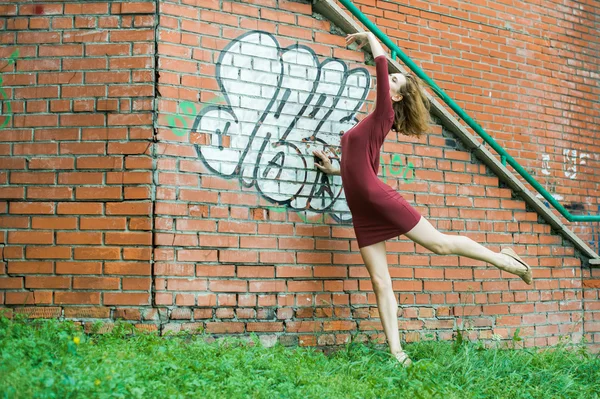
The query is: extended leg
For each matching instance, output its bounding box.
[360,241,411,365]
[404,217,532,284]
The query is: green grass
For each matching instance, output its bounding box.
[1,315,599,399]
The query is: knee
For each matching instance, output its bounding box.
[371,275,392,293]
[429,235,453,255]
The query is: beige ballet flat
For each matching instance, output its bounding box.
[500,248,533,285]
[394,351,412,367]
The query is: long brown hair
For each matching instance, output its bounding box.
[392,74,430,138]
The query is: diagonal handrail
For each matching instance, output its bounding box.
[337,0,600,222]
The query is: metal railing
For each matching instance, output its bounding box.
[337,0,600,222]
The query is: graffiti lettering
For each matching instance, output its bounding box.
[191,31,372,223]
[562,149,589,180]
[539,151,591,181]
[0,49,19,129]
[381,153,415,184]
[165,98,224,137]
[541,154,551,176]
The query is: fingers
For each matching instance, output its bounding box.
[312,149,329,163]
[345,33,360,46]
[345,32,370,46]
[314,163,326,171]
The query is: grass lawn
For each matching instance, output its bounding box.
[1,315,599,399]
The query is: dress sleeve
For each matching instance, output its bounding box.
[373,55,393,120]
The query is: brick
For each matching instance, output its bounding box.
[154,263,193,277]
[129,218,151,231]
[14,307,62,319]
[76,187,122,200]
[584,280,600,289]
[204,322,244,334]
[74,247,120,260]
[3,247,24,259]
[0,158,27,170]
[0,216,29,228]
[8,261,53,274]
[56,232,102,245]
[62,3,105,14]
[58,172,103,185]
[56,262,102,275]
[238,266,275,278]
[29,158,74,170]
[104,262,151,275]
[122,278,150,291]
[26,246,71,259]
[0,277,23,289]
[38,44,83,57]
[73,277,119,290]
[177,250,218,262]
[77,157,123,169]
[13,143,57,155]
[27,187,73,200]
[80,217,126,230]
[166,278,207,291]
[124,248,151,260]
[106,172,152,185]
[64,307,111,318]
[8,231,53,244]
[247,322,283,332]
[106,202,151,215]
[55,292,100,305]
[249,281,286,292]
[104,293,149,305]
[209,280,246,292]
[57,202,103,215]
[25,276,70,289]
[105,232,152,245]
[114,308,142,320]
[0,187,24,199]
[5,292,52,305]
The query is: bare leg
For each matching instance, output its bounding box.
[360,241,411,365]
[404,217,528,275]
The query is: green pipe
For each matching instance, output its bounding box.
[338,0,600,222]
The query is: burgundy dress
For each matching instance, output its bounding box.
[340,55,422,248]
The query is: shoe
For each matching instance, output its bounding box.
[394,351,412,367]
[500,248,533,285]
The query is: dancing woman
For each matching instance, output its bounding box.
[313,32,532,366]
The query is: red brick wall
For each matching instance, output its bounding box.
[1,0,599,350]
[0,1,156,326]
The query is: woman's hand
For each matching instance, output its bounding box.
[313,150,340,175]
[346,31,386,59]
[345,32,373,49]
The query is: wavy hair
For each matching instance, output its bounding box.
[391,73,430,138]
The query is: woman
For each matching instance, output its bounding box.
[313,32,532,367]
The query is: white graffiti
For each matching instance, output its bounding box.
[541,154,551,175]
[562,149,589,180]
[192,31,371,222]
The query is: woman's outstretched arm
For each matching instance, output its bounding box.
[347,32,393,120]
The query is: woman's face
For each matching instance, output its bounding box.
[388,73,406,102]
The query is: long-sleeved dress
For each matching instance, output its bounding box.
[340,55,422,248]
